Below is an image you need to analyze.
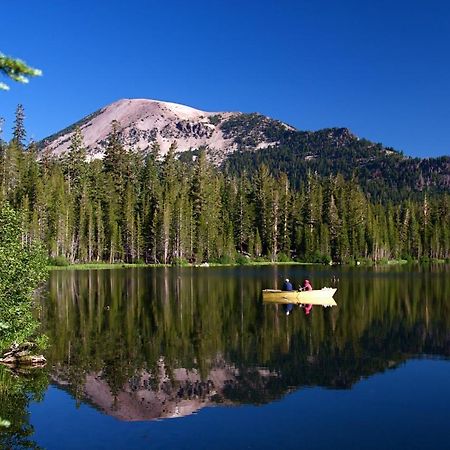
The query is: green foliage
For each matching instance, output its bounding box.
[209,114,222,125]
[171,257,189,266]
[48,256,69,266]
[236,254,250,265]
[276,252,291,262]
[212,254,236,265]
[34,333,49,351]
[220,113,288,149]
[418,255,431,264]
[0,53,42,91]
[0,203,48,351]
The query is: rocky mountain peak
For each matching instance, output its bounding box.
[40,98,292,163]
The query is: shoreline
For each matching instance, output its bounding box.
[47,259,448,271]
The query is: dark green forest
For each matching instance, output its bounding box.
[1,106,449,265]
[221,116,449,202]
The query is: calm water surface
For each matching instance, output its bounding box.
[1,264,449,449]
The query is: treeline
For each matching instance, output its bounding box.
[1,106,449,264]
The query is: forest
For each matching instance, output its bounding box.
[1,105,449,266]
[222,120,450,203]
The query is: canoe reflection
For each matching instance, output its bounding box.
[41,266,449,422]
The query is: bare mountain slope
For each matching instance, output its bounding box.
[40,98,292,162]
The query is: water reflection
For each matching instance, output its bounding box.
[0,365,48,449]
[38,265,450,421]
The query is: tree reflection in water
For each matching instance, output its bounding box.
[0,365,48,449]
[34,265,450,421]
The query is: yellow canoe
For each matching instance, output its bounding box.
[262,288,337,306]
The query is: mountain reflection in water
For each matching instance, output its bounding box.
[39,265,449,421]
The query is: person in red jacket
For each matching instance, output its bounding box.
[302,279,312,291]
[301,279,313,315]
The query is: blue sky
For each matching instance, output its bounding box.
[1,0,449,157]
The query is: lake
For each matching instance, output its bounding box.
[1,264,449,449]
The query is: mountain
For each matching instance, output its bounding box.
[40,98,449,201]
[40,98,293,163]
[51,362,243,421]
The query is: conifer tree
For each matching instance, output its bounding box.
[12,104,26,149]
[233,175,253,254]
[191,149,210,261]
[160,142,179,263]
[63,126,88,195]
[141,147,162,263]
[254,164,275,258]
[278,173,291,257]
[103,120,129,198]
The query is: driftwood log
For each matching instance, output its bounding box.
[0,342,46,367]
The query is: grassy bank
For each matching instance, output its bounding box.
[48,263,165,271]
[47,261,311,271]
[47,258,448,271]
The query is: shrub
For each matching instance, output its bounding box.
[171,258,189,266]
[209,114,222,125]
[302,252,331,264]
[236,254,250,265]
[213,255,235,265]
[276,252,291,263]
[0,203,48,351]
[48,256,69,266]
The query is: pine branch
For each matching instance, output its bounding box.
[0,53,42,90]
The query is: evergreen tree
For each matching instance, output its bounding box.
[141,146,162,263]
[103,120,129,198]
[159,142,179,263]
[12,104,26,149]
[233,175,253,255]
[278,173,291,257]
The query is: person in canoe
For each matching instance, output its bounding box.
[282,278,293,291]
[282,278,294,315]
[300,279,313,315]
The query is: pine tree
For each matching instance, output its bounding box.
[103,120,129,198]
[278,173,291,257]
[191,149,210,261]
[346,180,367,259]
[301,171,322,260]
[12,104,26,149]
[63,126,88,196]
[322,176,340,261]
[232,175,252,254]
[2,105,29,204]
[254,164,276,258]
[123,182,137,262]
[159,142,179,263]
[141,148,162,263]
